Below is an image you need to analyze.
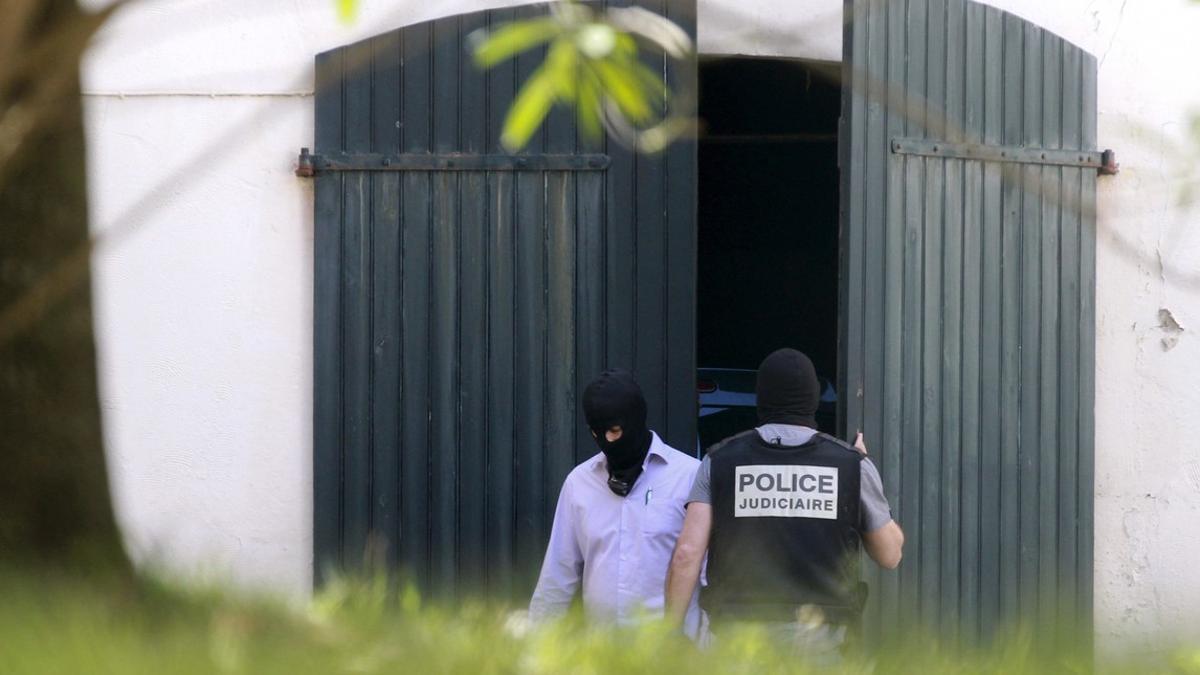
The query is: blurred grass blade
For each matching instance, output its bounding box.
[472,18,563,68]
[501,67,559,151]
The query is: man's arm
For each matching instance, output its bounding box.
[863,519,904,569]
[665,502,712,627]
[528,481,583,621]
[855,433,904,569]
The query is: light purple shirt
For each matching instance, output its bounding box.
[529,432,703,635]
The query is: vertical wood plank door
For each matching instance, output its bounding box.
[840,0,1096,645]
[310,0,698,601]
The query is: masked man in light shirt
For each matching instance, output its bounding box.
[529,369,703,637]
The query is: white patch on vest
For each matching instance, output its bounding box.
[734,465,839,519]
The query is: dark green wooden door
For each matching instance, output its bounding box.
[840,0,1097,642]
[310,0,697,599]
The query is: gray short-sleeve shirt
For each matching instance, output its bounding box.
[687,425,893,532]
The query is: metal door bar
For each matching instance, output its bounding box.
[891,137,1118,174]
[296,148,610,176]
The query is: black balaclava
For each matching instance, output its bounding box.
[756,348,821,428]
[582,369,652,497]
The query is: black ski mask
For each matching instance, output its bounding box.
[582,370,652,497]
[756,348,821,428]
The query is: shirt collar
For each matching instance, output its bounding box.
[590,431,670,471]
[756,423,818,447]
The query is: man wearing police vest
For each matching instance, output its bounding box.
[665,348,904,659]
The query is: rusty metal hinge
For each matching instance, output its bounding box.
[296,148,316,177]
[891,138,1119,176]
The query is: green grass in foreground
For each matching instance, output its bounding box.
[1,571,1198,675]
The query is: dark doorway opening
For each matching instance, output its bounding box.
[696,56,842,451]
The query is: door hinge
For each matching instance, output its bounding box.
[296,147,316,177]
[891,138,1119,176]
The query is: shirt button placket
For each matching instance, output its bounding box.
[618,498,631,614]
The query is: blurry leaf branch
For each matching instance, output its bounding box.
[469,0,696,153]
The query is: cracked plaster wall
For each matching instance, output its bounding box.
[83,0,1200,649]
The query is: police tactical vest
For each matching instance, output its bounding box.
[702,430,863,623]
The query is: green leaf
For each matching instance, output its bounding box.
[612,32,639,58]
[627,59,667,111]
[335,0,359,24]
[576,74,604,144]
[472,18,563,68]
[591,58,654,124]
[501,67,559,151]
[544,39,579,102]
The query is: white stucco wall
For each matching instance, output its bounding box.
[85,0,1200,650]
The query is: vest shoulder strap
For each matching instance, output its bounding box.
[814,432,866,459]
